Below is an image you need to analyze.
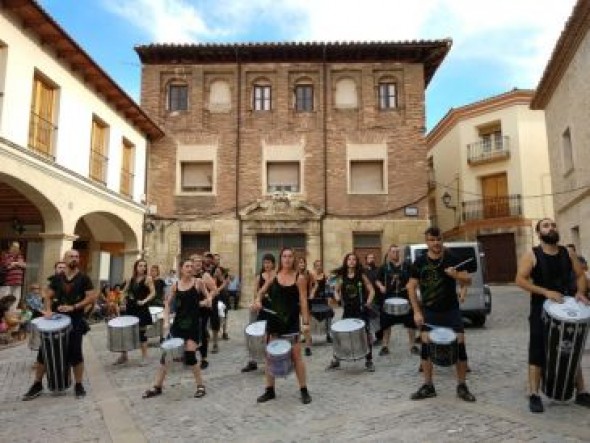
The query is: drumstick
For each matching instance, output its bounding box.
[261,307,278,316]
[454,257,474,270]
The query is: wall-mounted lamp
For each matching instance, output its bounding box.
[441,191,456,211]
[12,217,25,235]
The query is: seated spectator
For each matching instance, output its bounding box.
[106,284,122,318]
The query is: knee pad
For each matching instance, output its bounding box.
[184,350,197,366]
[421,343,430,360]
[458,342,468,361]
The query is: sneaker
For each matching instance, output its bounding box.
[75,383,86,398]
[222,333,229,341]
[326,359,340,370]
[529,394,544,413]
[22,382,43,401]
[326,335,333,344]
[300,388,312,404]
[241,361,258,373]
[575,392,590,408]
[304,347,312,356]
[378,347,390,356]
[200,360,209,370]
[456,383,476,402]
[257,388,276,403]
[410,384,436,400]
[365,361,375,372]
[211,344,219,354]
[410,345,420,356]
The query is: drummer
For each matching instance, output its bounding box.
[326,252,376,372]
[375,244,417,357]
[297,257,315,356]
[242,253,276,373]
[407,227,476,402]
[253,247,312,404]
[22,250,96,400]
[114,259,156,365]
[515,217,590,412]
[143,258,207,399]
[191,254,215,369]
[309,259,334,344]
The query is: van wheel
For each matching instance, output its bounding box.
[470,315,486,327]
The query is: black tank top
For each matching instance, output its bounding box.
[315,275,326,298]
[174,283,202,330]
[531,246,572,306]
[266,273,300,335]
[128,277,150,301]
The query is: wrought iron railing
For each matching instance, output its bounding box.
[462,194,522,221]
[467,136,510,164]
[28,112,56,160]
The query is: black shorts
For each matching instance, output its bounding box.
[421,307,464,334]
[380,311,416,329]
[37,329,84,366]
[528,303,545,367]
[171,324,202,344]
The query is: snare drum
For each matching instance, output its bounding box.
[331,318,369,361]
[33,315,72,392]
[160,337,184,365]
[266,339,292,377]
[146,306,164,339]
[245,321,267,363]
[107,316,140,352]
[428,327,458,367]
[383,298,410,316]
[542,296,590,400]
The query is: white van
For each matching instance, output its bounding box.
[404,241,492,326]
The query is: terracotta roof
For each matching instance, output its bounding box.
[135,40,452,86]
[427,89,536,147]
[531,0,590,109]
[1,0,164,140]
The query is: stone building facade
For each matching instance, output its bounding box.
[136,41,450,298]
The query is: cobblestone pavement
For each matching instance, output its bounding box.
[1,286,589,442]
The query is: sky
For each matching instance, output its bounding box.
[38,0,577,131]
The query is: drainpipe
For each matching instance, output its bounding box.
[321,43,328,265]
[141,138,150,259]
[235,47,243,286]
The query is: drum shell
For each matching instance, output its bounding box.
[331,319,369,361]
[160,338,184,365]
[428,341,458,367]
[244,321,267,363]
[34,316,72,392]
[266,339,292,377]
[107,316,140,352]
[541,308,589,401]
[383,298,410,316]
[29,322,41,351]
[146,308,164,339]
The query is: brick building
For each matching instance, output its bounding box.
[135,41,450,297]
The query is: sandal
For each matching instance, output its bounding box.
[142,386,162,399]
[194,385,206,398]
[113,355,128,366]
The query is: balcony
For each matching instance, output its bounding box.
[462,194,522,221]
[467,136,510,165]
[28,112,57,160]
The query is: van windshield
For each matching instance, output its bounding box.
[412,247,478,272]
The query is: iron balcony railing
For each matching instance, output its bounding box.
[462,194,522,221]
[28,112,57,160]
[467,136,510,164]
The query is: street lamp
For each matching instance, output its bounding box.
[441,191,456,211]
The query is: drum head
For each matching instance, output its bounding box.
[108,315,140,328]
[266,339,291,356]
[544,296,590,322]
[32,314,71,332]
[149,306,164,316]
[331,318,365,333]
[161,338,184,350]
[429,327,456,344]
[245,321,267,336]
[386,298,408,306]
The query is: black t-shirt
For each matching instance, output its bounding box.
[49,272,94,321]
[410,252,460,312]
[377,262,410,299]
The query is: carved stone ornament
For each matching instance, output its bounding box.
[239,193,323,221]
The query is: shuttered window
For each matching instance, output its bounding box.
[350,160,384,193]
[28,75,57,158]
[120,139,135,197]
[181,162,213,193]
[267,162,300,193]
[89,118,109,184]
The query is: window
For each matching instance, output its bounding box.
[208,80,231,112]
[562,127,573,174]
[350,160,385,193]
[89,117,109,184]
[295,85,313,112]
[120,139,135,197]
[28,74,57,158]
[378,82,397,109]
[181,162,213,193]
[181,233,210,258]
[168,84,188,111]
[335,78,357,109]
[267,162,300,193]
[253,84,271,111]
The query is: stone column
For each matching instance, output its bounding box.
[38,233,77,280]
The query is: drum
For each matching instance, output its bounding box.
[160,337,184,365]
[428,327,458,367]
[29,321,41,351]
[331,318,369,361]
[266,339,292,377]
[542,296,590,401]
[146,306,164,339]
[33,315,72,392]
[310,304,333,335]
[245,321,267,363]
[107,316,140,352]
[383,298,410,316]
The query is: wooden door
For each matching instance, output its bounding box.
[477,233,517,283]
[481,173,509,218]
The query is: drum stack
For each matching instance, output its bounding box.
[542,297,590,401]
